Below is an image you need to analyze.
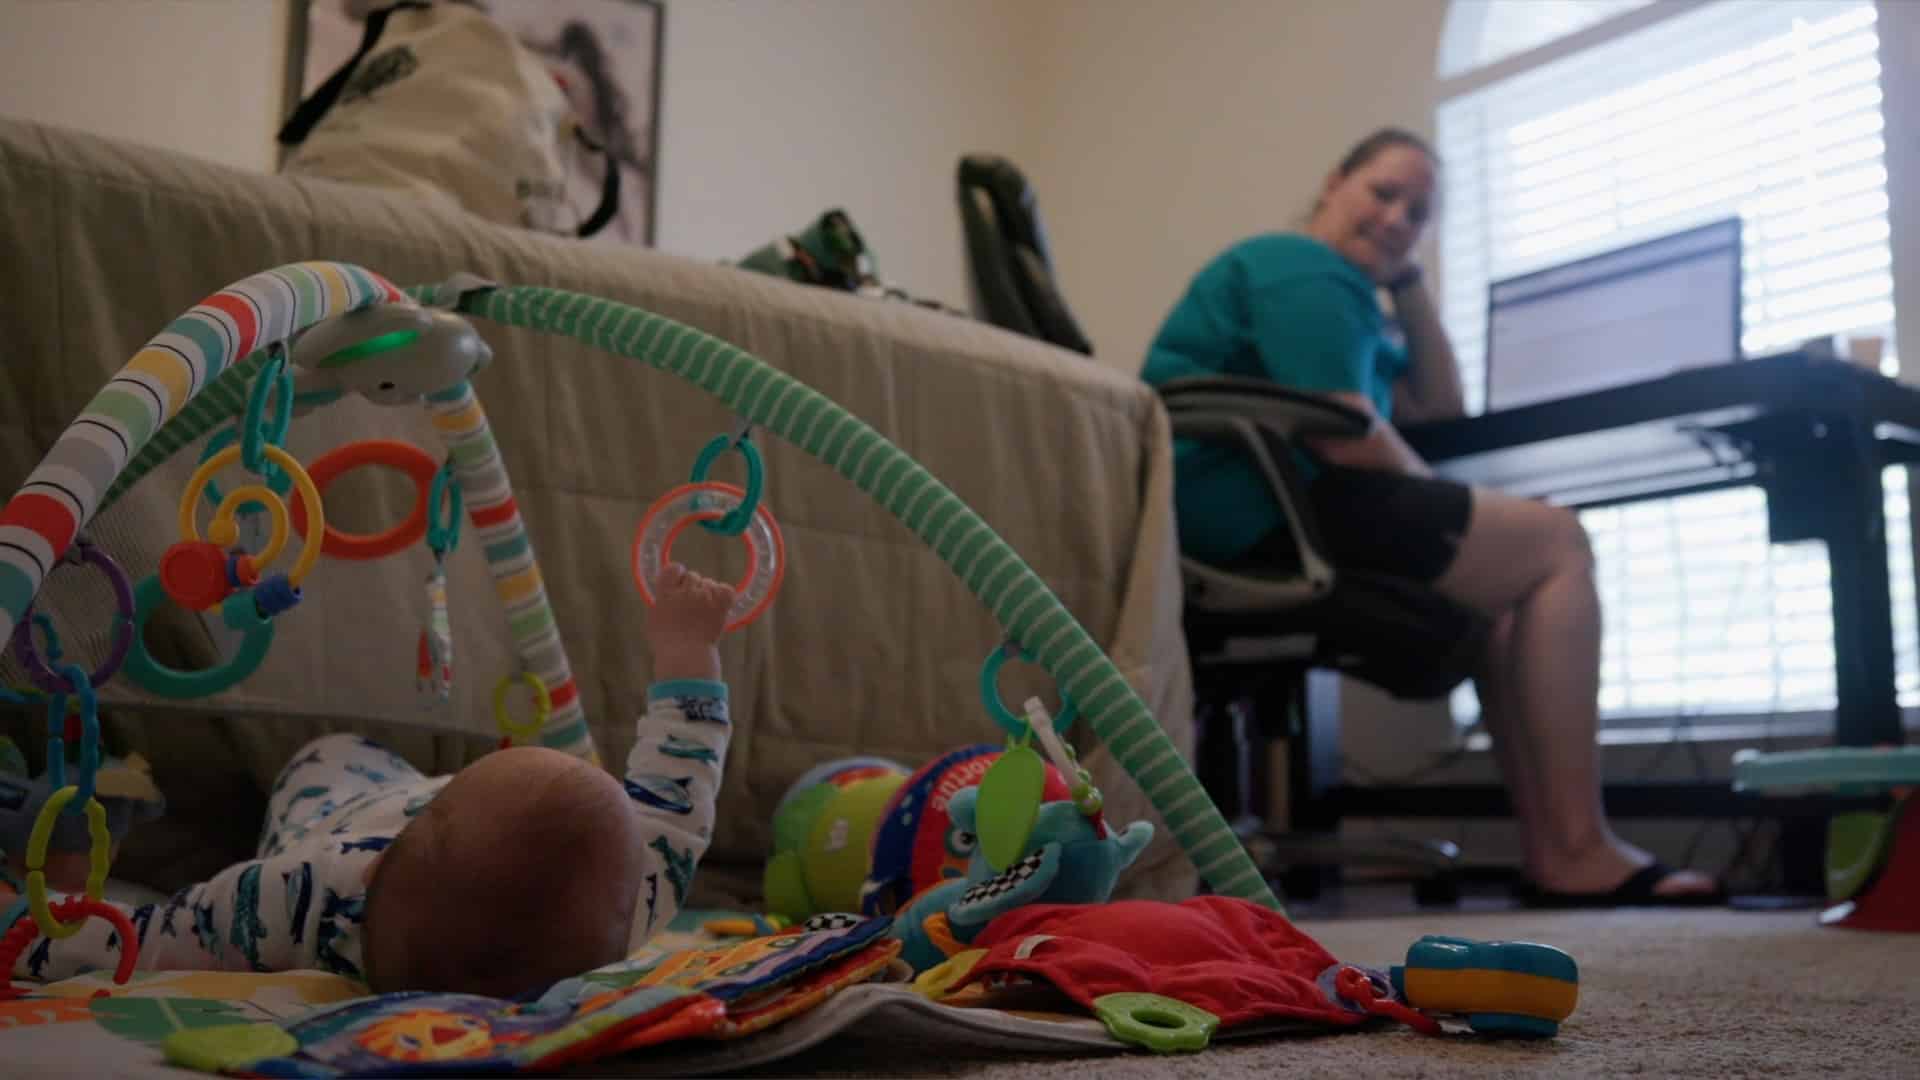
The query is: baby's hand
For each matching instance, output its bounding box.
[646,563,735,682]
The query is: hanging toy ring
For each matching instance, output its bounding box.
[980,641,1078,740]
[198,422,294,519]
[632,481,785,633]
[240,345,295,475]
[180,444,326,587]
[8,540,135,694]
[286,440,439,561]
[0,895,138,1000]
[494,670,552,744]
[24,785,112,939]
[49,661,102,806]
[426,458,464,557]
[688,430,764,537]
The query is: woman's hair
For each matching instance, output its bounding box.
[1305,127,1439,225]
[1334,127,1439,178]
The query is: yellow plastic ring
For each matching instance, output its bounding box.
[493,671,551,743]
[209,483,291,572]
[25,785,111,939]
[180,445,326,586]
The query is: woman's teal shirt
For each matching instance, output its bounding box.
[1141,233,1408,565]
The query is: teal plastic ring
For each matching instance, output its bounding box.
[689,432,763,536]
[50,662,99,807]
[122,574,275,699]
[980,642,1077,739]
[426,460,463,556]
[44,695,65,792]
[199,424,293,517]
[239,352,294,477]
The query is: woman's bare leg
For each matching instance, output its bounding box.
[1471,614,1541,856]
[1438,488,1716,896]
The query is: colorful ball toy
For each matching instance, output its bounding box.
[860,744,1072,917]
[763,757,911,922]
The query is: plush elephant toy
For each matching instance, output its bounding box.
[889,784,1153,973]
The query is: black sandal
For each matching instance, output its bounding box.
[1517,862,1728,909]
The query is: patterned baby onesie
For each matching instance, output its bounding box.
[10,679,729,984]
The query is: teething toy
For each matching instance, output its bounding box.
[632,481,785,632]
[1390,935,1579,1037]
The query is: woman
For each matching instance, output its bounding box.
[1144,128,1721,906]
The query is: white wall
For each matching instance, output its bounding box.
[1020,0,1453,373]
[0,0,1033,312]
[1016,0,1464,762]
[653,0,1036,310]
[0,0,292,173]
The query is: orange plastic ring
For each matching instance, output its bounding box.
[631,481,786,633]
[660,509,763,606]
[288,440,438,561]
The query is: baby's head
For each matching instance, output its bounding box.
[362,746,645,998]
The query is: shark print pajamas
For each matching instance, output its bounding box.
[11,680,730,983]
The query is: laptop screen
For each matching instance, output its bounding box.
[1483,218,1742,411]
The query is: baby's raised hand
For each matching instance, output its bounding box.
[646,563,735,682]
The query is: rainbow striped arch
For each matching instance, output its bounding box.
[0,261,1281,911]
[1,261,402,631]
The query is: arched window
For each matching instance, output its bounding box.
[1438,0,1653,78]
[1434,0,1912,729]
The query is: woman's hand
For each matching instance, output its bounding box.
[1386,276,1466,423]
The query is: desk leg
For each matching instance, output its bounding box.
[1769,418,1904,746]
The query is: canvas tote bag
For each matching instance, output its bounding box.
[279,1,618,237]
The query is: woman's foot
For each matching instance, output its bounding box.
[1523,838,1722,906]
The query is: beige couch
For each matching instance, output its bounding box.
[0,116,1196,905]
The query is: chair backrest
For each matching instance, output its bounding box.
[957,154,1094,356]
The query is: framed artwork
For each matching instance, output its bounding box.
[288,0,665,245]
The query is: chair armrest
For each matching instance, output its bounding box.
[1154,380,1342,606]
[1157,375,1372,441]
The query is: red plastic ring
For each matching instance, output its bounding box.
[0,896,137,998]
[288,440,439,560]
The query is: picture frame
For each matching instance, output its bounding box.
[285,0,665,245]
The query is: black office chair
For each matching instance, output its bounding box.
[957,154,1094,356]
[1156,375,1490,903]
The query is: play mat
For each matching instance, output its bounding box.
[0,262,1587,1073]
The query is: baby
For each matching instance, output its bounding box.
[4,563,736,1000]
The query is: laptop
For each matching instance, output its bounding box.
[1483,217,1743,411]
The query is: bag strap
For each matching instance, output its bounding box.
[571,126,622,239]
[277,1,431,147]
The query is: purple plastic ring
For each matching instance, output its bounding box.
[8,539,136,693]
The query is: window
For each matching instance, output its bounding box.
[1435,0,1916,730]
[1439,0,1654,78]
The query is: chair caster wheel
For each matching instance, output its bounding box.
[1414,872,1461,908]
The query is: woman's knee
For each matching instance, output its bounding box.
[1540,505,1594,572]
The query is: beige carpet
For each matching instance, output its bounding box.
[756,906,1919,1078]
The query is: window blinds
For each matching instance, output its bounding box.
[1435,0,1914,727]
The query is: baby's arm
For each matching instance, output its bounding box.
[3,847,341,982]
[624,563,735,947]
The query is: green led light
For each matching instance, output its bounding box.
[318,329,421,368]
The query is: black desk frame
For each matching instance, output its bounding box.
[1302,353,1920,822]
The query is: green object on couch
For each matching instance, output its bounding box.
[737,209,876,291]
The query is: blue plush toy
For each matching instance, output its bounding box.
[889,783,1153,972]
[0,735,166,871]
